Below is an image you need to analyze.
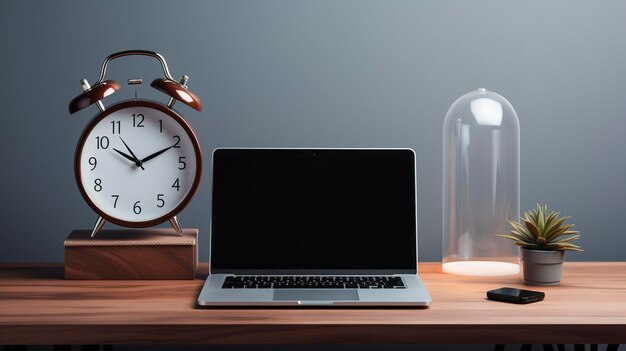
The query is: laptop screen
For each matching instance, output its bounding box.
[210,149,418,273]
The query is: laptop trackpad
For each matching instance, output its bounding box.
[273,290,359,301]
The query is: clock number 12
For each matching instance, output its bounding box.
[132,114,145,127]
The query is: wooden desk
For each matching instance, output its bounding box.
[1,262,625,345]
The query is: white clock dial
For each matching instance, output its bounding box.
[78,104,199,223]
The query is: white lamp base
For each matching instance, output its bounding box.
[442,261,519,276]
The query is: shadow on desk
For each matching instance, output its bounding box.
[0,264,64,280]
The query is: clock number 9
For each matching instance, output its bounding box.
[88,157,97,171]
[133,201,142,214]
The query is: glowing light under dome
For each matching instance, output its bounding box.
[471,97,503,126]
[442,261,519,276]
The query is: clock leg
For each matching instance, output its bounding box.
[169,216,184,237]
[90,216,106,238]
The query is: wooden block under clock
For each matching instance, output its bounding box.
[64,228,198,280]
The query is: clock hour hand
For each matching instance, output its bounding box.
[113,148,139,164]
[141,144,175,164]
[118,137,144,170]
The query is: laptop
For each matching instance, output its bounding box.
[197,148,431,306]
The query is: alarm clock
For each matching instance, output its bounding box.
[69,50,202,237]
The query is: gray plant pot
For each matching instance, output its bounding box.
[521,248,565,286]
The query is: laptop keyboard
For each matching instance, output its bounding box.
[221,276,406,289]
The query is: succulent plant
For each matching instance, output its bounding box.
[497,204,582,251]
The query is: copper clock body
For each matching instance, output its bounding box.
[74,100,202,228]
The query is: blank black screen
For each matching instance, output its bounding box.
[211,149,417,272]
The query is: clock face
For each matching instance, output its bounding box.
[77,101,201,225]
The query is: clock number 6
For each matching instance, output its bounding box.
[133,201,142,214]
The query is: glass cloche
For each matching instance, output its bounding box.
[442,88,520,276]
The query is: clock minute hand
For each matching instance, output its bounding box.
[119,137,144,170]
[141,144,175,164]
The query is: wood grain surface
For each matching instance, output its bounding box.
[64,229,198,280]
[1,262,625,344]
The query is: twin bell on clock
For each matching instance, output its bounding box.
[69,50,203,238]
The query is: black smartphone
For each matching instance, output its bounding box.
[487,287,545,304]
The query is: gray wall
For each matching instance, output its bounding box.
[1,0,625,263]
